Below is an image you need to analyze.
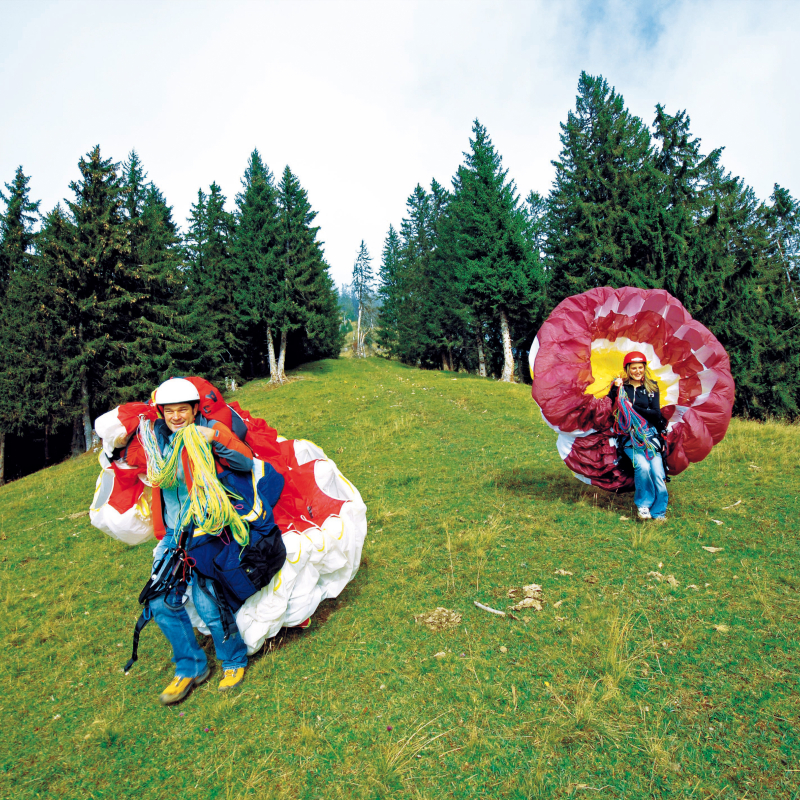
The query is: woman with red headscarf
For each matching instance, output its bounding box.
[608,352,669,520]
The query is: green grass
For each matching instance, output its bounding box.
[1,357,799,799]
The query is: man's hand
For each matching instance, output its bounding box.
[195,425,216,443]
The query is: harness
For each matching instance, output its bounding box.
[123,527,195,673]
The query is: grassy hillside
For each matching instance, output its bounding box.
[1,357,798,799]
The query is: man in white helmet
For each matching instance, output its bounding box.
[129,377,255,704]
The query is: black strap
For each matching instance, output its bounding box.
[125,528,195,673]
[123,604,153,673]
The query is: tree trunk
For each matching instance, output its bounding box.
[276,328,288,383]
[441,351,448,371]
[448,347,455,372]
[499,308,515,383]
[81,375,93,451]
[0,431,5,486]
[71,418,84,457]
[44,424,50,465]
[266,326,279,384]
[356,305,363,357]
[476,331,487,378]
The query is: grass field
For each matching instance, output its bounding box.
[1,357,799,799]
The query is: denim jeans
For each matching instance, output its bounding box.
[150,539,248,678]
[624,444,669,518]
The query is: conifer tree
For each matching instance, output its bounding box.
[395,184,436,366]
[0,167,41,483]
[766,184,800,299]
[114,153,198,400]
[377,225,402,353]
[184,183,240,381]
[274,166,341,381]
[447,120,544,381]
[56,146,134,451]
[547,73,659,301]
[230,150,282,379]
[4,207,69,465]
[425,179,466,371]
[351,241,374,357]
[651,109,800,418]
[522,190,548,263]
[650,105,725,307]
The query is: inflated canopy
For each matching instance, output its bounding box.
[529,287,735,491]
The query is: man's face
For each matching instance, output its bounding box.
[163,402,198,433]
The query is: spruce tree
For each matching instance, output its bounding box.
[425,179,466,371]
[184,182,240,381]
[447,120,544,381]
[377,224,402,353]
[230,150,282,380]
[547,73,660,302]
[522,190,548,263]
[3,207,68,465]
[395,184,436,366]
[650,108,800,419]
[114,153,198,400]
[55,146,136,451]
[766,184,800,297]
[351,241,374,357]
[274,166,342,380]
[650,105,725,308]
[0,167,41,483]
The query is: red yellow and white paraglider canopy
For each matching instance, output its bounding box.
[529,287,735,492]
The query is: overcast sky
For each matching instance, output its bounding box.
[1,0,798,288]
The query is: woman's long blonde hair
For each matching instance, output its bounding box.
[623,362,658,394]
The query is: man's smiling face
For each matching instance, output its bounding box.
[163,402,198,433]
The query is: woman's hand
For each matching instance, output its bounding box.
[614,378,623,388]
[195,425,216,443]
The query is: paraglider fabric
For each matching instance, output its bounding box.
[529,287,735,492]
[90,383,367,655]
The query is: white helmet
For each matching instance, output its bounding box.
[154,378,200,405]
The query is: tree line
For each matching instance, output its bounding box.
[0,148,342,482]
[373,72,800,420]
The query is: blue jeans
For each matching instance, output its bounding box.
[624,444,668,518]
[150,539,248,678]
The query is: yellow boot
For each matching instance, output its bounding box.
[158,666,211,705]
[218,667,245,692]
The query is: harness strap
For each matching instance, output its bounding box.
[126,528,194,673]
[123,605,153,673]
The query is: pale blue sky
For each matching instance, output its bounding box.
[1,0,797,287]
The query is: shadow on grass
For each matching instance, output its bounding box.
[493,466,630,510]
[293,359,339,376]
[494,466,577,495]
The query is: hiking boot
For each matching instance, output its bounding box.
[158,666,210,705]
[218,667,245,692]
[637,507,651,520]
[652,516,667,522]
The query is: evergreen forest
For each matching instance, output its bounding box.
[1,71,798,483]
[0,149,342,481]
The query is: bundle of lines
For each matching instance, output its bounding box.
[611,393,659,461]
[138,420,250,546]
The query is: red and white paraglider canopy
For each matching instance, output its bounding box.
[529,287,735,492]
